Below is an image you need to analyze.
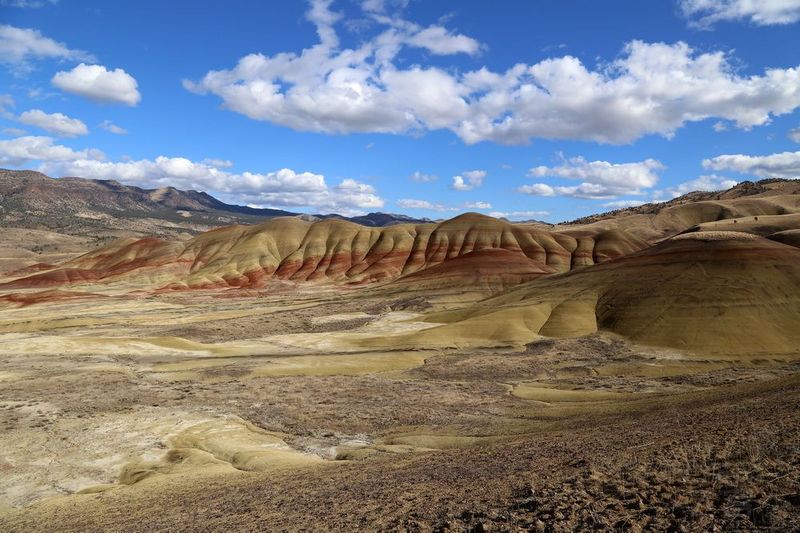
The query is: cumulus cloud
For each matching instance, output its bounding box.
[0,134,382,213]
[396,198,492,212]
[665,174,738,197]
[461,41,800,144]
[0,93,14,118]
[488,210,549,220]
[602,200,647,209]
[397,198,455,211]
[789,127,800,143]
[18,109,88,137]
[2,127,28,136]
[521,157,664,199]
[405,26,481,55]
[680,0,800,27]
[360,0,409,14]
[201,158,233,168]
[99,120,127,135]
[702,151,800,179]
[0,135,103,165]
[408,171,437,182]
[517,183,555,197]
[0,24,93,74]
[183,2,800,145]
[49,159,381,212]
[452,169,485,191]
[52,63,141,106]
[0,0,58,7]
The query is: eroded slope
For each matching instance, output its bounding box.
[1,213,649,294]
[412,231,800,355]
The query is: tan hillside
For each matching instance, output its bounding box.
[407,231,800,355]
[0,213,649,292]
[558,180,800,242]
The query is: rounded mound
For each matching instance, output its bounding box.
[419,234,800,355]
[393,248,556,293]
[768,229,800,249]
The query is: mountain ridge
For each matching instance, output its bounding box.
[0,169,431,240]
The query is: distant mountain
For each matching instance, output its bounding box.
[0,169,295,240]
[339,212,433,227]
[0,169,430,241]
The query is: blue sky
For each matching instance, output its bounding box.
[1,0,800,221]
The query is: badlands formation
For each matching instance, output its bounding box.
[1,176,800,530]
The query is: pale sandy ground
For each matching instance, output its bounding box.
[0,288,448,508]
[0,285,798,530]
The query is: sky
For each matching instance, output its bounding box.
[1,0,800,221]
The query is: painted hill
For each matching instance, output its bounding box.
[414,231,800,355]
[563,179,800,226]
[0,213,649,292]
[4,177,800,356]
[558,185,800,242]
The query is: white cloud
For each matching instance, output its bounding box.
[201,158,233,168]
[409,171,437,182]
[488,210,549,220]
[0,24,92,73]
[405,26,481,56]
[0,0,58,7]
[702,151,800,179]
[460,41,800,144]
[789,127,800,143]
[0,135,104,165]
[60,159,382,213]
[306,0,342,48]
[0,93,14,118]
[361,0,410,14]
[183,3,800,146]
[0,134,382,213]
[680,0,800,26]
[18,109,88,137]
[100,120,128,135]
[52,63,141,106]
[2,127,27,136]
[397,198,434,209]
[397,198,491,212]
[397,198,456,212]
[665,174,738,197]
[521,157,664,199]
[602,200,646,209]
[452,169,485,191]
[27,87,57,100]
[517,183,555,197]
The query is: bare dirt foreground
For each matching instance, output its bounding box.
[0,287,798,531]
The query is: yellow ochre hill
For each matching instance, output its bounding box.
[0,213,649,292]
[412,231,800,355]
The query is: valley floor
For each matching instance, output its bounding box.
[0,288,798,531]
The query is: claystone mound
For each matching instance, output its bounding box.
[422,232,800,355]
[0,214,648,291]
